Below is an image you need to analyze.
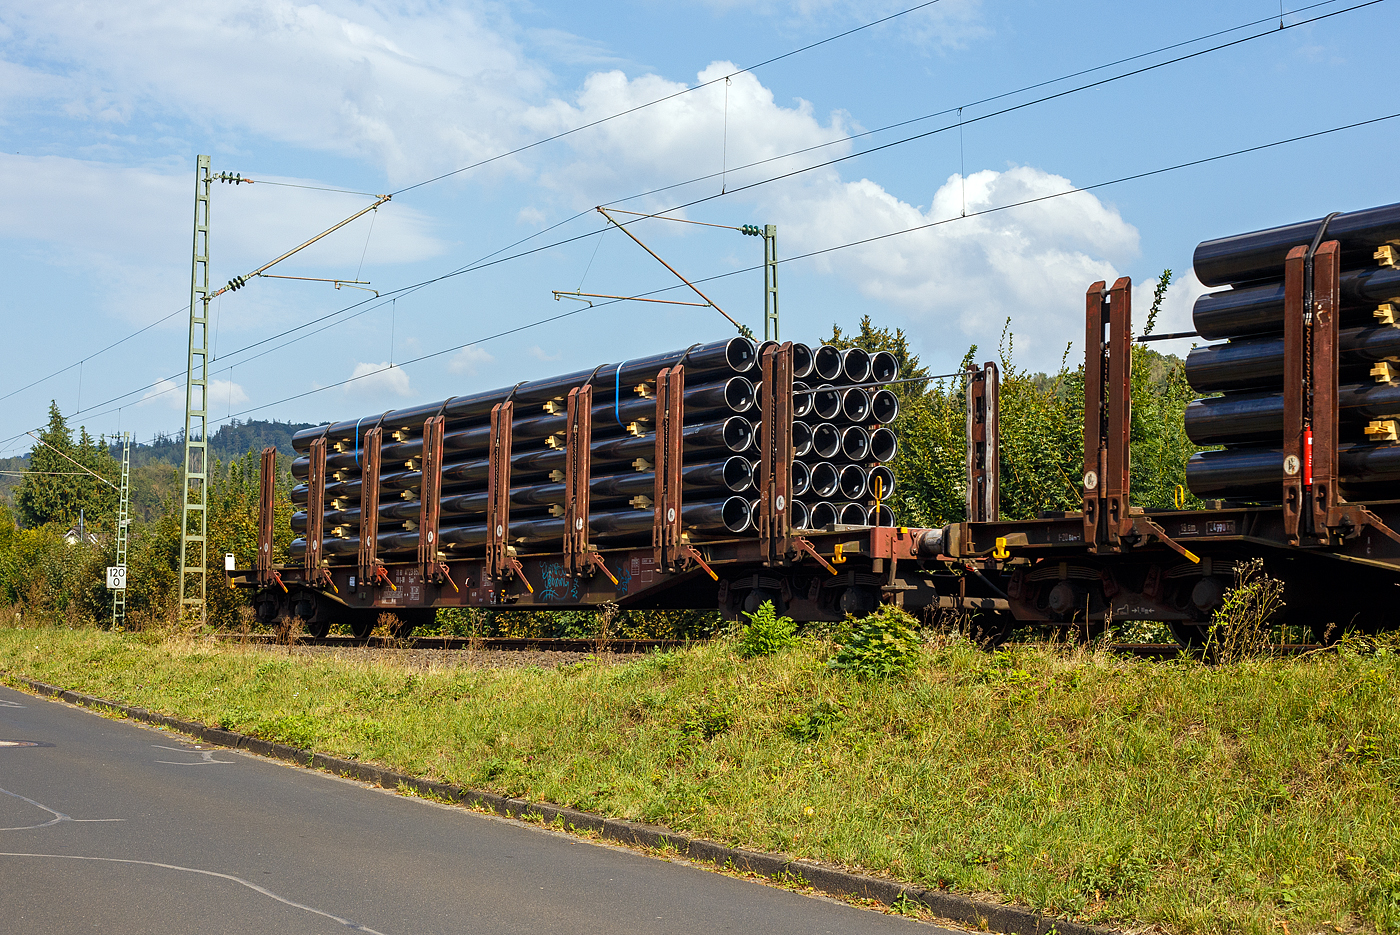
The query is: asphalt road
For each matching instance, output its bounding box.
[0,684,955,935]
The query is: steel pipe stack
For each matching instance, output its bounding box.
[287,337,902,559]
[786,344,902,530]
[1183,201,1400,501]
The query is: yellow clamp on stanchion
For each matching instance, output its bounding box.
[832,543,847,564]
[1173,484,1185,509]
[992,537,1010,560]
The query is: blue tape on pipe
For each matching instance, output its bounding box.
[353,415,366,469]
[615,361,630,427]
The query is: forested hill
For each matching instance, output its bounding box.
[108,419,319,468]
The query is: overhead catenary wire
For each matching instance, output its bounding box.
[18,103,1396,455]
[137,108,1400,436]
[215,0,1380,351]
[17,0,1363,417]
[2,0,1381,449]
[0,0,1361,413]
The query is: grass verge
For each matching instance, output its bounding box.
[1,624,1397,934]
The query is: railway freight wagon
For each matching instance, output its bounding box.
[238,199,1400,646]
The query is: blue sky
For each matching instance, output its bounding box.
[1,0,1397,455]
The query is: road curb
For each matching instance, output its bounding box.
[13,675,1117,935]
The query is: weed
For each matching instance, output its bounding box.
[890,892,923,916]
[679,705,733,741]
[828,605,921,679]
[275,615,305,648]
[1369,866,1400,933]
[252,713,317,749]
[1203,559,1284,663]
[734,601,797,658]
[785,700,845,742]
[595,601,619,656]
[218,705,255,731]
[1074,849,1153,899]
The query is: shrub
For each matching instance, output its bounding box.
[734,601,797,658]
[829,605,922,679]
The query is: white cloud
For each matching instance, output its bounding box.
[0,153,444,330]
[448,345,494,375]
[531,62,851,209]
[137,378,183,409]
[347,361,412,398]
[768,167,1139,358]
[528,345,562,362]
[135,376,248,412]
[0,1,548,183]
[526,63,1138,365]
[207,378,250,411]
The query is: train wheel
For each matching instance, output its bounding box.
[254,594,283,626]
[348,611,375,640]
[1167,621,1211,649]
[290,592,331,639]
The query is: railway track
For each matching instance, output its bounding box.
[231,634,1324,657]
[235,633,691,652]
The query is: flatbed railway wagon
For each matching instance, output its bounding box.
[236,200,1400,645]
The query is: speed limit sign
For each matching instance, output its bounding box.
[106,566,127,590]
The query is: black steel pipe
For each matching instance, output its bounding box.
[291,337,755,453]
[809,462,839,498]
[293,417,752,497]
[1185,381,1400,446]
[868,504,895,527]
[838,502,867,525]
[870,427,899,463]
[813,345,842,381]
[1185,326,1400,393]
[1193,201,1400,287]
[810,384,841,421]
[807,423,840,459]
[792,460,811,497]
[870,389,899,425]
[792,382,813,419]
[868,465,896,499]
[791,343,814,379]
[809,500,837,529]
[791,499,810,530]
[870,350,899,384]
[1185,443,1400,501]
[1193,265,1400,340]
[837,463,867,500]
[841,347,871,384]
[792,420,813,458]
[294,376,753,476]
[840,388,870,423]
[293,458,753,530]
[840,425,870,462]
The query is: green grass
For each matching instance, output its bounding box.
[2,623,1398,934]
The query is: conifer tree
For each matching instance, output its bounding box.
[13,402,118,529]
